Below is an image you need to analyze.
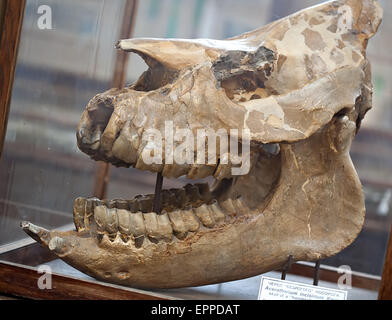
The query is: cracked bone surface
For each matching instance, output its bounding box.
[22,0,382,289]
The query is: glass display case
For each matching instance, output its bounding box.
[0,0,391,300]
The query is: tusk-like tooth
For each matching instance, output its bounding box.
[208,200,226,224]
[219,198,237,217]
[168,209,188,239]
[73,197,86,232]
[181,207,200,232]
[20,221,50,245]
[129,211,146,239]
[193,204,215,228]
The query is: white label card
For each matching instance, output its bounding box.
[258,276,347,300]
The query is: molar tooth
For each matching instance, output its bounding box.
[184,184,202,206]
[94,205,107,235]
[181,207,200,232]
[193,204,215,228]
[73,197,86,232]
[115,199,128,210]
[208,200,226,224]
[162,164,190,179]
[135,152,163,173]
[105,208,119,237]
[213,154,232,180]
[157,211,173,241]
[187,164,215,179]
[117,209,131,234]
[170,188,187,208]
[219,198,237,216]
[144,212,172,241]
[129,211,146,238]
[128,199,139,212]
[232,197,247,215]
[168,210,188,239]
[162,190,177,211]
[85,198,99,228]
[195,183,212,202]
[138,196,153,213]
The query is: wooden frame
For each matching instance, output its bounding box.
[379,226,392,299]
[0,0,26,158]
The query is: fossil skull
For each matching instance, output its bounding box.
[22,0,382,289]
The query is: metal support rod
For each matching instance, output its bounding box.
[153,172,163,214]
[281,255,293,280]
[313,260,321,286]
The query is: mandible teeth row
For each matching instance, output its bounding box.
[73,184,212,229]
[88,197,248,244]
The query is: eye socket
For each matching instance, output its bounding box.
[219,70,275,103]
[211,46,276,103]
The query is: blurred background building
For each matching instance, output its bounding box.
[0,0,391,276]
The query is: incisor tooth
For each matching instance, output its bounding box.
[73,197,86,232]
[193,204,215,228]
[208,200,226,224]
[168,210,188,239]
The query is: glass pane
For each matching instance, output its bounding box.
[0,0,126,245]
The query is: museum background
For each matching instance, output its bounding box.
[0,0,391,299]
